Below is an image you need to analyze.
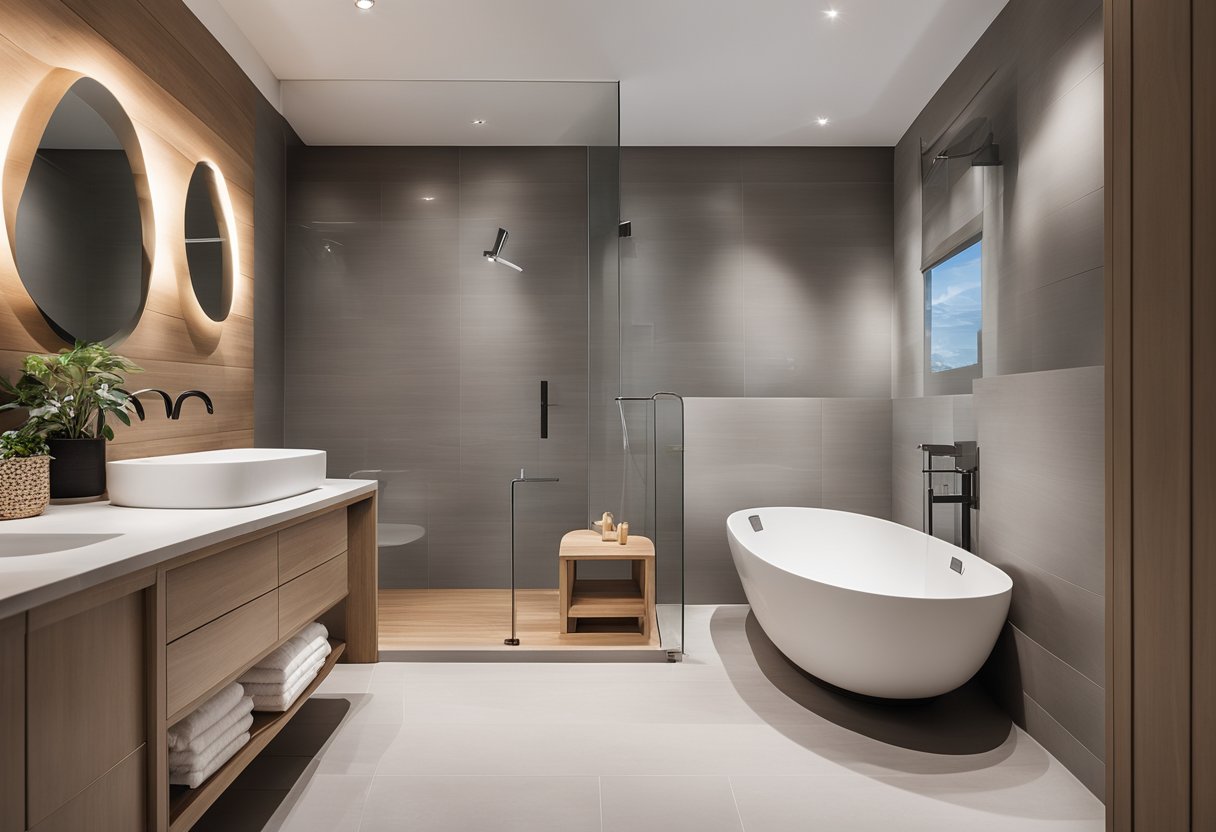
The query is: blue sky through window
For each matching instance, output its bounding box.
[928,240,982,373]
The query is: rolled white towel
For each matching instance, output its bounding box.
[252,661,321,712]
[168,712,253,769]
[246,623,328,673]
[242,649,326,697]
[167,683,244,752]
[169,731,250,789]
[240,636,330,686]
[170,696,254,756]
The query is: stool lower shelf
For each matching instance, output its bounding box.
[568,579,646,620]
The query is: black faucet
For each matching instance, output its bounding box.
[171,390,214,420]
[919,442,978,551]
[120,388,174,420]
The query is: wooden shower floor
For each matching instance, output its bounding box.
[378,589,660,650]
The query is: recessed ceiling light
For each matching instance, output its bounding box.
[421,196,436,201]
[816,117,830,127]
[354,0,374,9]
[471,119,487,126]
[824,8,839,20]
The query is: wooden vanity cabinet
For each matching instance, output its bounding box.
[0,492,377,832]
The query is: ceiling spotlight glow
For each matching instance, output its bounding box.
[421,196,436,201]
[816,117,830,126]
[471,119,487,126]
[354,0,374,9]
[824,8,839,19]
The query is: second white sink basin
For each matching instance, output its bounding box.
[107,449,327,509]
[0,533,122,557]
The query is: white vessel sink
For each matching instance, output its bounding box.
[107,449,327,509]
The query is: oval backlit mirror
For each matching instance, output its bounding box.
[11,77,150,344]
[183,162,234,322]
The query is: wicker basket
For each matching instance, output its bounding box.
[0,455,51,520]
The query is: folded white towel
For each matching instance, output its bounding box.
[246,623,328,673]
[240,636,330,686]
[167,683,244,752]
[170,696,253,756]
[242,647,327,697]
[169,731,250,789]
[252,661,320,712]
[168,712,253,769]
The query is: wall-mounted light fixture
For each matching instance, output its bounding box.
[483,227,522,272]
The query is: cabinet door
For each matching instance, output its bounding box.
[0,614,23,832]
[27,591,146,828]
[29,747,145,832]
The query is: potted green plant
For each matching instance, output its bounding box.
[0,342,141,499]
[0,424,51,519]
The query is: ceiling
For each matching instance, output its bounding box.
[199,0,1010,147]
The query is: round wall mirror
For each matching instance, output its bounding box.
[183,162,234,322]
[11,77,150,345]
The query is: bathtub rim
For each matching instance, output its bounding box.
[727,506,1014,603]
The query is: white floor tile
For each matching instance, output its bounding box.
[313,665,374,695]
[267,774,371,832]
[314,722,401,776]
[226,603,1105,831]
[600,776,744,832]
[731,773,1104,832]
[358,776,601,832]
[316,686,404,727]
[376,721,852,778]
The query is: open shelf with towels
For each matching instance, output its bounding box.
[167,639,345,832]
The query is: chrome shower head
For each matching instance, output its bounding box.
[483,227,522,272]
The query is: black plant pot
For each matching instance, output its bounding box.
[48,438,107,499]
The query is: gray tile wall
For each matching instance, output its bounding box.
[890,0,1105,799]
[974,367,1104,797]
[684,397,891,603]
[893,0,1104,395]
[283,147,589,590]
[621,148,893,399]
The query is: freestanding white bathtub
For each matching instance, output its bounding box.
[727,507,1012,699]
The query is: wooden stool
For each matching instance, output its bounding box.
[558,529,656,637]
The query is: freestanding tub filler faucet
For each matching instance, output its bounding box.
[918,441,978,551]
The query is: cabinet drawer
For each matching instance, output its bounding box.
[279,552,347,638]
[166,592,277,719]
[166,535,277,641]
[279,509,346,584]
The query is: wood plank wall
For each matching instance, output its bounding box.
[1106,0,1215,828]
[0,0,258,459]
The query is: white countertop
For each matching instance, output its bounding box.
[0,479,377,619]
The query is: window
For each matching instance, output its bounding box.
[926,239,982,373]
